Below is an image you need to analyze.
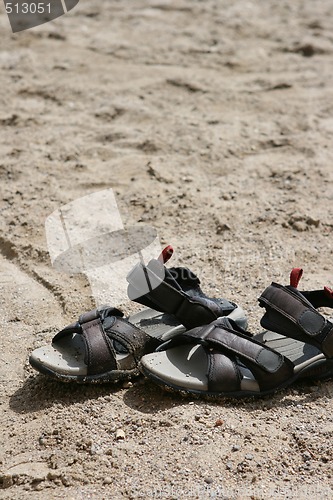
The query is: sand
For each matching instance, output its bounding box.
[0,0,333,498]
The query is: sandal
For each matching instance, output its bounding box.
[139,268,333,398]
[258,267,333,381]
[29,247,247,383]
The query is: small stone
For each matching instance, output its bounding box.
[32,481,44,491]
[214,419,224,427]
[306,217,320,227]
[0,474,13,488]
[289,219,307,232]
[232,445,240,452]
[116,429,125,440]
[216,223,231,234]
[159,419,172,427]
[67,456,76,466]
[221,193,231,200]
[60,474,72,487]
[204,477,213,484]
[226,462,233,470]
[103,476,112,485]
[89,443,98,455]
[122,381,133,389]
[296,43,315,57]
[47,471,61,480]
[245,454,253,460]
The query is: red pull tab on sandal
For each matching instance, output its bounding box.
[324,286,333,299]
[290,268,303,288]
[158,245,174,264]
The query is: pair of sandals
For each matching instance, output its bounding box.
[29,247,333,399]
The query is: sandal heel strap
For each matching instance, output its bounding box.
[301,289,333,309]
[259,283,333,357]
[79,306,124,325]
[127,259,221,329]
[79,308,100,324]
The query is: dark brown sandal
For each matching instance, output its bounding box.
[139,268,333,398]
[29,247,246,383]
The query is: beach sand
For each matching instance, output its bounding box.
[0,1,333,497]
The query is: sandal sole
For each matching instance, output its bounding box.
[139,357,333,399]
[29,355,140,384]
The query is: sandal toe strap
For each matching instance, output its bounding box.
[159,319,294,392]
[206,321,293,392]
[53,307,153,375]
[81,315,117,375]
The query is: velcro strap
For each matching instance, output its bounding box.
[161,321,284,373]
[156,319,294,392]
[206,326,284,374]
[82,318,117,375]
[259,283,333,357]
[82,316,153,374]
[128,261,183,309]
[259,283,326,337]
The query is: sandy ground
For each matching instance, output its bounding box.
[1,0,333,498]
